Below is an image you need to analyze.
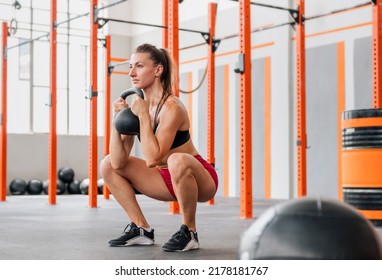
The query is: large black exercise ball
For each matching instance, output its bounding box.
[58,167,75,184]
[114,88,144,135]
[9,179,27,195]
[27,179,43,195]
[67,179,81,194]
[80,178,89,195]
[42,179,66,195]
[239,197,382,260]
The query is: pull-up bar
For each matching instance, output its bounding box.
[6,34,48,50]
[97,17,209,38]
[228,0,297,13]
[305,1,370,21]
[5,0,128,51]
[55,0,128,27]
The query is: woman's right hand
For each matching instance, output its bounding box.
[112,97,128,117]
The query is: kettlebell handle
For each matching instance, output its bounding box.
[120,88,144,100]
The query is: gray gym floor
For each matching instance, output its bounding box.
[1,195,381,260]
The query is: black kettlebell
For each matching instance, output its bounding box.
[114,88,144,135]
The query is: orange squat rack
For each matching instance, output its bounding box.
[167,0,180,214]
[296,0,307,197]
[238,0,253,219]
[0,22,7,202]
[103,35,112,200]
[48,0,57,205]
[206,2,217,206]
[88,0,99,208]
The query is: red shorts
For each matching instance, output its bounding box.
[158,154,218,199]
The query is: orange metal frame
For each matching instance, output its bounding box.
[167,0,180,214]
[89,0,98,208]
[206,3,217,205]
[0,22,7,202]
[103,35,111,200]
[373,0,382,108]
[48,0,57,205]
[296,0,307,197]
[239,0,253,219]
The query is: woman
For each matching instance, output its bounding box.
[100,43,218,252]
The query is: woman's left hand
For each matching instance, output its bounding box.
[131,95,149,118]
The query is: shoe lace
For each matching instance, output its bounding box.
[122,223,139,235]
[171,228,188,240]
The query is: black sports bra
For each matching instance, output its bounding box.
[138,94,191,149]
[153,124,190,149]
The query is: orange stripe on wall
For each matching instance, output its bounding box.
[112,71,129,75]
[111,57,128,62]
[292,21,371,41]
[223,64,230,197]
[337,42,345,200]
[264,57,271,199]
[187,72,193,135]
[180,42,275,65]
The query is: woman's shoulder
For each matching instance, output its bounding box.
[160,95,189,124]
[165,95,187,111]
[155,95,190,131]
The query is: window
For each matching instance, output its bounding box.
[2,0,106,136]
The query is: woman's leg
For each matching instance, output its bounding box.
[166,153,217,232]
[100,155,174,228]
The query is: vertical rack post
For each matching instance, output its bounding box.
[103,35,111,200]
[89,0,98,208]
[296,0,307,197]
[206,2,217,205]
[48,0,57,205]
[0,22,8,202]
[239,0,253,219]
[373,0,382,108]
[168,0,180,214]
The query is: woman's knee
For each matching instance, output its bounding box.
[167,153,193,182]
[100,155,113,179]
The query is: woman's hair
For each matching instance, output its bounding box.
[133,43,178,103]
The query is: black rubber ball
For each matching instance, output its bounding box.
[27,179,43,195]
[80,178,89,195]
[97,178,104,195]
[58,167,75,184]
[9,179,27,195]
[67,180,81,194]
[42,179,66,195]
[239,198,382,260]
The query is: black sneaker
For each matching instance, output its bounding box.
[162,225,199,252]
[108,223,155,247]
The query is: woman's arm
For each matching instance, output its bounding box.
[109,97,135,170]
[132,96,184,167]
